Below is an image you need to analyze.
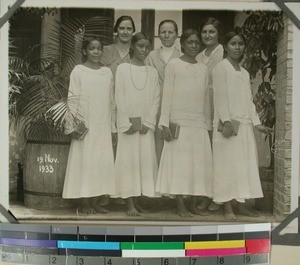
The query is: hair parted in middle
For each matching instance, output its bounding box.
[180,28,200,53]
[113,15,136,33]
[199,17,222,35]
[129,32,152,58]
[158,19,179,34]
[224,27,246,46]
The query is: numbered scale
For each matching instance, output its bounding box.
[0,223,270,265]
[1,253,269,265]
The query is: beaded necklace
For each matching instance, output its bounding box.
[129,60,149,91]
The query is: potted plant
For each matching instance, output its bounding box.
[9,8,114,209]
[241,10,283,212]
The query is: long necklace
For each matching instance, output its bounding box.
[129,60,149,91]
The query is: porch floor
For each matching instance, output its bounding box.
[9,196,277,225]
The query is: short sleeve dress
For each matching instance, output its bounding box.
[62,65,116,199]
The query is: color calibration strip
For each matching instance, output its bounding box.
[0,223,270,264]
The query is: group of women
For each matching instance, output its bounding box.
[62,15,272,220]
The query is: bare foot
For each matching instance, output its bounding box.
[177,207,193,218]
[224,201,236,220]
[99,196,110,206]
[127,208,141,216]
[135,202,149,213]
[76,198,97,215]
[177,195,193,218]
[126,197,141,216]
[92,205,109,214]
[208,201,222,211]
[237,204,258,217]
[190,204,210,216]
[197,197,212,210]
[76,206,97,215]
[113,198,126,205]
[90,197,109,214]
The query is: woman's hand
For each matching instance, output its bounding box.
[124,126,135,135]
[222,121,234,138]
[161,126,173,142]
[140,125,150,135]
[255,124,274,135]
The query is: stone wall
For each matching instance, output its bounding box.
[273,15,293,217]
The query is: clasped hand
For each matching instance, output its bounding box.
[222,121,234,138]
[124,125,150,135]
[140,124,150,134]
[255,124,274,135]
[161,126,173,142]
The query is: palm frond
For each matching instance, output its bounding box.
[9,14,114,140]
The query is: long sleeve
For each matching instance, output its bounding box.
[110,76,117,133]
[64,68,81,135]
[158,63,175,129]
[115,66,131,132]
[143,70,160,130]
[212,63,231,123]
[203,68,212,130]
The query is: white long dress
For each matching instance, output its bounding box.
[212,59,263,203]
[114,63,160,198]
[145,45,181,164]
[62,65,116,198]
[155,58,213,197]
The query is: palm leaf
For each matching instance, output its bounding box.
[10,14,113,140]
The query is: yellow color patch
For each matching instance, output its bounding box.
[185,240,245,249]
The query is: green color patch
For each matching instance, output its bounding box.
[121,242,184,250]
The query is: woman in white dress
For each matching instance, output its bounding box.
[156,29,213,217]
[114,32,160,216]
[195,17,224,211]
[145,20,181,164]
[100,15,135,207]
[212,29,272,220]
[63,36,116,215]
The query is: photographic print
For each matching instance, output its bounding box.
[1,0,299,224]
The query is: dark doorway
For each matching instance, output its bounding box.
[182,10,235,50]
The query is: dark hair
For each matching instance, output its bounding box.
[180,29,200,53]
[113,15,136,33]
[129,32,152,58]
[81,36,103,62]
[224,28,246,62]
[199,17,222,38]
[224,27,246,46]
[199,17,222,42]
[158,19,178,35]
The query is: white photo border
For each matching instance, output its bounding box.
[0,0,299,223]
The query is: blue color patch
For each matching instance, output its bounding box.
[57,240,120,250]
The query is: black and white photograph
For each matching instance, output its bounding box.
[1,0,299,224]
